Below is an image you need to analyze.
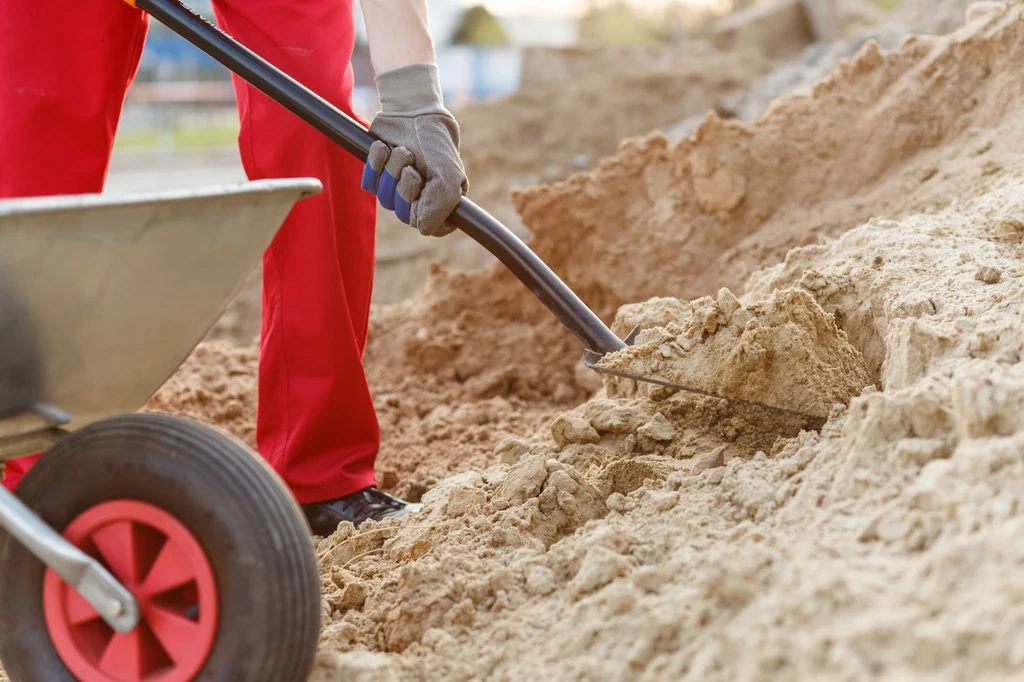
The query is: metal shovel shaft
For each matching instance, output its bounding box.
[137,0,627,356]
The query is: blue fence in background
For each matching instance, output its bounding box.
[138,19,521,104]
[439,47,521,102]
[141,30,224,75]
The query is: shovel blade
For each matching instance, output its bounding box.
[581,325,828,435]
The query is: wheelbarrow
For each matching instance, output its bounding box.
[0,180,324,682]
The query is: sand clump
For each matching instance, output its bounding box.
[598,287,871,417]
[745,181,1024,391]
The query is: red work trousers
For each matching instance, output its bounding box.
[0,0,380,503]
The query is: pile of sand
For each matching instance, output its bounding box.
[664,21,909,139]
[458,42,770,226]
[308,165,1024,682]
[666,1,1007,142]
[598,287,871,417]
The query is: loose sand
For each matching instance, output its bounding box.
[598,287,871,417]
[141,1,1024,679]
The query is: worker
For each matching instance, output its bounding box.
[0,0,468,535]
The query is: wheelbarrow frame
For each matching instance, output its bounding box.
[0,178,321,635]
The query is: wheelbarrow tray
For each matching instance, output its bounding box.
[0,178,321,456]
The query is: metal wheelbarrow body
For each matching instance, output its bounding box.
[0,178,319,447]
[0,180,325,682]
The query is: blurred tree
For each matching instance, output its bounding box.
[578,0,663,44]
[451,5,510,45]
[657,0,742,41]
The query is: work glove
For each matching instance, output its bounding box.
[361,62,469,237]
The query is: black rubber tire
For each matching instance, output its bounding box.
[0,413,321,682]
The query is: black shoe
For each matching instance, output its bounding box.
[301,486,422,536]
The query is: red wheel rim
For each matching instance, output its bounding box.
[43,500,219,682]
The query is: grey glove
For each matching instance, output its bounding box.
[361,63,469,237]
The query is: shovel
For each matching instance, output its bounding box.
[129,0,826,431]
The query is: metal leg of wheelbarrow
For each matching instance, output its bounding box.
[0,485,139,632]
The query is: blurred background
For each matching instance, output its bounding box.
[109,0,905,193]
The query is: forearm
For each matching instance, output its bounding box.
[361,0,436,75]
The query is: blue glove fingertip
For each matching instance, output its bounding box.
[378,171,398,211]
[395,194,412,225]
[361,163,379,194]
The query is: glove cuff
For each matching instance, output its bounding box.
[375,62,451,117]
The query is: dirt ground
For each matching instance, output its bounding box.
[142,0,1024,679]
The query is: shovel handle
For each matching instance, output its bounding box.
[137,0,626,355]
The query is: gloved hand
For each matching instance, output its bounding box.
[361,63,469,237]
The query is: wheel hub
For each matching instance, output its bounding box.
[43,500,218,682]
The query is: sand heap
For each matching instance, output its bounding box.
[598,287,871,417]
[303,5,1024,679]
[309,171,1024,682]
[152,0,1024,501]
[666,0,1008,139]
[439,41,774,236]
[666,21,910,139]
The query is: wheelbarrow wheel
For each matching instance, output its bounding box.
[0,413,321,682]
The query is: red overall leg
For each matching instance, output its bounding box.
[0,0,148,490]
[212,0,380,503]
